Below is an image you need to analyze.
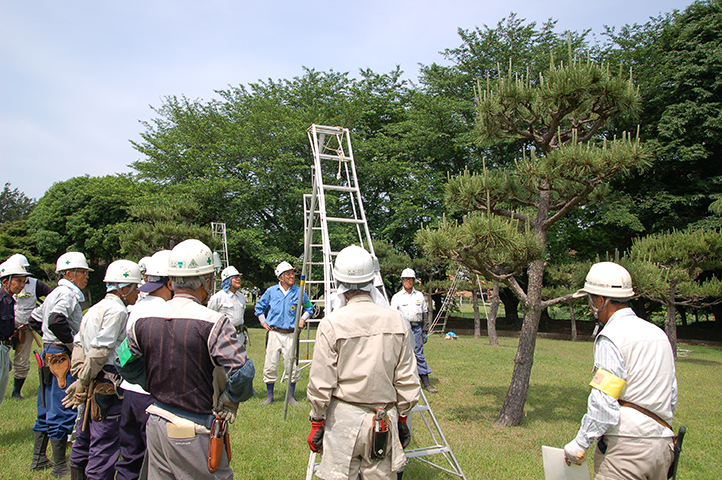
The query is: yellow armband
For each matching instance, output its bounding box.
[589,368,626,399]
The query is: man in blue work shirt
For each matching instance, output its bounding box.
[255,261,314,405]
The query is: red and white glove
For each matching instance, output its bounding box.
[564,439,588,466]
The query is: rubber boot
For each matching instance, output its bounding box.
[261,383,274,405]
[420,374,438,393]
[288,382,300,406]
[12,377,26,400]
[30,431,53,471]
[50,437,71,478]
[70,466,87,480]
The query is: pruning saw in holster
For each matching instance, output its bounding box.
[207,415,231,473]
[370,407,389,460]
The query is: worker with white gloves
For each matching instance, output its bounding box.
[7,253,54,400]
[116,250,172,480]
[307,245,420,480]
[64,259,142,480]
[564,262,677,480]
[116,240,254,479]
[29,252,92,478]
[391,268,437,393]
[208,266,248,344]
[254,261,314,405]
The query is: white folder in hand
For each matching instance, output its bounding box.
[542,446,592,480]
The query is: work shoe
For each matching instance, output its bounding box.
[50,438,71,478]
[12,377,26,400]
[420,374,438,393]
[30,431,53,471]
[261,382,274,405]
[288,382,301,406]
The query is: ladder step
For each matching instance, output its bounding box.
[326,217,364,224]
[322,185,357,193]
[318,153,352,162]
[404,446,451,458]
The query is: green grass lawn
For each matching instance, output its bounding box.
[1,330,719,479]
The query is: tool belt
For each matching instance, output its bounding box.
[270,327,294,334]
[45,351,71,389]
[91,380,117,421]
[369,407,389,460]
[618,400,673,431]
[13,327,26,344]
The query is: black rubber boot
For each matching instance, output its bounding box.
[30,431,53,471]
[50,437,71,478]
[288,382,300,406]
[261,382,274,405]
[420,374,438,393]
[70,465,87,480]
[12,377,26,400]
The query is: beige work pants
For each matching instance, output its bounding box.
[594,435,675,480]
[263,330,300,384]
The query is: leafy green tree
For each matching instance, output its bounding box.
[605,0,722,234]
[0,183,36,224]
[417,56,650,426]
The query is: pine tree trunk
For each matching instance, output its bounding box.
[495,258,544,426]
[568,299,577,342]
[473,289,481,339]
[666,286,678,360]
[488,280,500,347]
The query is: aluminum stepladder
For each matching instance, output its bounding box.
[428,267,464,335]
[211,222,230,294]
[301,125,466,480]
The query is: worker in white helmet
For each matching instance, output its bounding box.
[208,266,248,344]
[29,251,92,478]
[564,262,677,480]
[254,261,314,405]
[0,257,34,407]
[391,268,437,393]
[6,253,54,400]
[116,239,254,479]
[116,250,172,480]
[307,245,420,479]
[64,259,142,480]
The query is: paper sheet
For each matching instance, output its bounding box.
[542,446,592,480]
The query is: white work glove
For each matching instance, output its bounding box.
[564,439,588,466]
[62,380,88,409]
[214,390,239,424]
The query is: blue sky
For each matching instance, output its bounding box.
[1,0,693,200]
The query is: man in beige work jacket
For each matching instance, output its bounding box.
[307,245,420,480]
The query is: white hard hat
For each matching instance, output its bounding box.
[274,261,294,278]
[401,268,416,279]
[573,262,634,299]
[144,250,171,277]
[8,253,30,267]
[333,245,376,284]
[0,259,32,279]
[221,266,240,282]
[138,256,153,274]
[56,252,93,273]
[167,239,215,277]
[103,260,142,284]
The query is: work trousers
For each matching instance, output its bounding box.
[411,324,431,376]
[0,345,10,406]
[594,435,675,480]
[12,328,33,379]
[33,346,78,439]
[145,414,232,479]
[70,399,123,480]
[116,390,154,480]
[263,330,299,384]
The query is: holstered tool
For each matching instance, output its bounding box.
[370,407,389,460]
[33,350,46,409]
[207,415,229,473]
[45,351,71,389]
[82,380,94,432]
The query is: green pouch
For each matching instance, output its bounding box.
[117,338,136,367]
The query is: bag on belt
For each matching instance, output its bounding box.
[45,351,71,389]
[207,416,232,473]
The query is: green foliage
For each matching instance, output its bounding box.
[0,182,36,224]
